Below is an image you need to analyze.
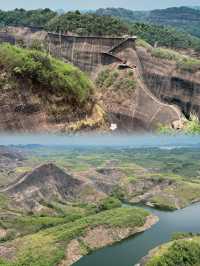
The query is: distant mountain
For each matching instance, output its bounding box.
[190,6,200,10]
[95,7,200,38]
[96,8,149,22]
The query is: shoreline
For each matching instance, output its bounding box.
[61,214,159,266]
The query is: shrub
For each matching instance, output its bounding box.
[184,114,200,134]
[104,71,119,87]
[96,69,111,87]
[147,240,200,266]
[115,78,137,91]
[99,197,122,211]
[156,123,174,134]
[157,114,200,135]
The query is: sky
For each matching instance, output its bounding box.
[0,134,199,147]
[0,0,199,11]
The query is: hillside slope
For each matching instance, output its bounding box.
[1,28,200,132]
[0,44,105,133]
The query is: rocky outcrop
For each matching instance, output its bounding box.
[58,240,83,266]
[137,47,200,119]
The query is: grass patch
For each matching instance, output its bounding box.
[0,194,10,209]
[151,47,200,73]
[14,167,33,174]
[151,47,181,61]
[136,39,152,50]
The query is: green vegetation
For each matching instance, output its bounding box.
[0,8,56,27]
[172,232,198,240]
[136,39,152,50]
[150,181,200,210]
[130,23,200,52]
[0,207,149,266]
[150,195,177,211]
[96,68,137,91]
[1,8,199,52]
[96,68,119,88]
[96,7,200,39]
[148,7,200,38]
[99,197,122,211]
[0,194,10,209]
[147,238,200,266]
[184,114,200,134]
[0,44,94,105]
[151,48,200,73]
[158,114,200,135]
[96,8,149,23]
[0,205,92,239]
[151,47,181,61]
[115,78,137,91]
[46,11,129,36]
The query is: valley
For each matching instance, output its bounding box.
[0,142,200,265]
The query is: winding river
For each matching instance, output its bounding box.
[74,203,200,266]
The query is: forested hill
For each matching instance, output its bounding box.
[0,9,129,36]
[0,9,200,51]
[95,7,200,38]
[0,8,56,27]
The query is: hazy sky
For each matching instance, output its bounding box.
[0,134,199,147]
[0,0,199,11]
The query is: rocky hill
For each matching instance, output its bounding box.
[2,163,84,210]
